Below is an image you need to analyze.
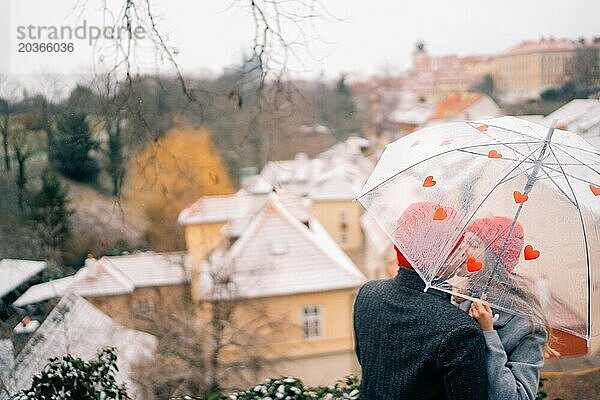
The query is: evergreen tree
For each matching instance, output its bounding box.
[66,84,101,115]
[471,74,497,101]
[107,118,125,196]
[29,168,71,257]
[52,112,99,182]
[0,98,11,171]
[11,128,36,210]
[312,74,359,140]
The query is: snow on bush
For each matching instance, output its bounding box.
[176,375,360,400]
[9,347,129,400]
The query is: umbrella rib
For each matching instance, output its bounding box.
[535,163,600,187]
[359,141,542,197]
[456,149,522,163]
[548,145,592,341]
[456,149,586,166]
[469,129,544,161]
[554,142,600,157]
[551,144,600,178]
[536,166,578,207]
[466,121,543,142]
[497,164,536,185]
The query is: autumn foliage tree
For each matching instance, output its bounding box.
[123,122,233,251]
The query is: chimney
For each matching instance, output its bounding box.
[12,316,41,355]
[85,254,99,277]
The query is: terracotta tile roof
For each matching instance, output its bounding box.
[430,92,484,120]
[502,38,577,56]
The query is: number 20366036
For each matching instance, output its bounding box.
[18,42,74,52]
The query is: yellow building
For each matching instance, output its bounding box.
[180,191,366,386]
[493,38,577,102]
[13,252,190,334]
[308,167,365,253]
[259,143,374,268]
[178,191,268,301]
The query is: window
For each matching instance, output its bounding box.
[270,239,288,255]
[337,210,348,224]
[302,306,323,339]
[137,299,151,315]
[340,232,349,245]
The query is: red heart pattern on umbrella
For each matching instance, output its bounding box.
[488,150,502,159]
[433,207,447,221]
[423,176,436,187]
[513,191,529,204]
[524,245,540,260]
[467,257,483,272]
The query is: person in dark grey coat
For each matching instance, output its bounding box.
[353,202,488,400]
[456,216,548,400]
[354,268,489,400]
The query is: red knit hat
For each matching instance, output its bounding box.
[394,202,464,268]
[465,216,524,273]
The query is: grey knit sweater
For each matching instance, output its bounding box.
[458,301,546,400]
[353,268,488,400]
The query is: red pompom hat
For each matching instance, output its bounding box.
[465,216,524,273]
[393,202,464,268]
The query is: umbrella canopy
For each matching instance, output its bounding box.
[356,116,600,345]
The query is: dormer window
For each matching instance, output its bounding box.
[270,239,288,255]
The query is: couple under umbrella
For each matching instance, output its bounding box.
[354,117,600,399]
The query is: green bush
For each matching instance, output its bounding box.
[174,375,360,400]
[10,347,129,400]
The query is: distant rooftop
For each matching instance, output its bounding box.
[14,252,189,306]
[0,259,47,298]
[501,38,577,56]
[430,92,484,121]
[180,138,375,226]
[545,99,600,149]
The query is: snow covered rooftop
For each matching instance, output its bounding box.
[14,252,189,306]
[388,104,434,126]
[244,175,274,195]
[260,157,370,199]
[0,259,47,298]
[180,139,373,228]
[0,294,156,400]
[308,166,366,201]
[178,193,267,225]
[360,213,392,257]
[544,99,600,149]
[199,193,366,300]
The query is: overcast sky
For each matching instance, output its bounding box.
[3,0,600,83]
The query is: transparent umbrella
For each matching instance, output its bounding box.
[356,116,600,345]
